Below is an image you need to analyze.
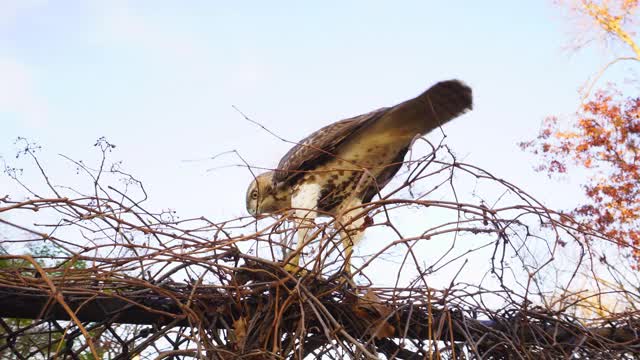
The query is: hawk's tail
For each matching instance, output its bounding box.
[388,79,473,135]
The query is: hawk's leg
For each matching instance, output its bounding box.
[284,183,321,274]
[336,198,364,282]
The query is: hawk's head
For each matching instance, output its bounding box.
[246,171,291,216]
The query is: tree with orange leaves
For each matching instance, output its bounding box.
[522,0,640,263]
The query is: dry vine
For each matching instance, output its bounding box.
[0,137,638,359]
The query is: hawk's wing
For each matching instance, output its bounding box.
[273,108,388,184]
[273,80,472,185]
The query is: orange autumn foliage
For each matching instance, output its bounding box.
[521,0,640,265]
[564,0,640,55]
[521,88,640,263]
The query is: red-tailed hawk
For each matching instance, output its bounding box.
[246,80,472,278]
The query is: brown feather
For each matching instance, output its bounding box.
[272,80,472,189]
[273,108,388,184]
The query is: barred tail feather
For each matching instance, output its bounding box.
[388,79,473,135]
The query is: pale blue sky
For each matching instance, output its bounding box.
[0,1,613,286]
[1,1,601,215]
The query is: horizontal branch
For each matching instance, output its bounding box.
[1,279,637,355]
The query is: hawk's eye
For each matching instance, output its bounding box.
[251,190,258,200]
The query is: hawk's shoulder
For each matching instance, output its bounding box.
[273,107,388,184]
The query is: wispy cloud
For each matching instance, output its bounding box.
[89,3,272,94]
[91,3,210,68]
[0,57,48,126]
[0,0,47,28]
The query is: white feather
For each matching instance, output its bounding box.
[286,183,322,267]
[291,183,321,217]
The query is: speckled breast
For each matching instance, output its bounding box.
[304,140,409,213]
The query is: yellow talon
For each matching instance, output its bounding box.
[283,255,308,277]
[283,263,308,277]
